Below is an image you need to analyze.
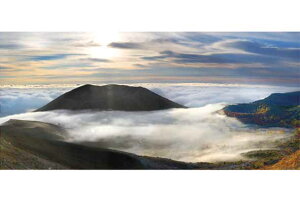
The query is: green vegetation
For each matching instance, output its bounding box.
[242,150,286,168]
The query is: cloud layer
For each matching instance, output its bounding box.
[0,104,292,162]
[0,87,70,117]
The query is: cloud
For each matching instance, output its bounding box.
[72,41,101,47]
[178,32,221,44]
[28,54,82,61]
[80,57,111,63]
[0,66,13,70]
[207,32,300,44]
[138,37,299,67]
[142,49,287,65]
[148,85,299,107]
[41,63,92,70]
[0,43,24,49]
[0,87,70,117]
[143,50,233,63]
[108,42,143,49]
[221,40,300,60]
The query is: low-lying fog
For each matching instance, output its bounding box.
[1,84,298,162]
[0,103,293,162]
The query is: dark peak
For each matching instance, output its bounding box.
[74,84,126,92]
[36,84,185,111]
[82,84,94,87]
[78,84,96,89]
[74,84,150,95]
[79,84,144,89]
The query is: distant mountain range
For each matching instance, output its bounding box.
[223,91,300,128]
[37,84,185,111]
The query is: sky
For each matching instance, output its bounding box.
[0,32,299,86]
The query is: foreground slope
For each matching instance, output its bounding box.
[262,150,300,170]
[223,91,300,128]
[0,138,66,169]
[36,84,185,112]
[1,119,298,169]
[0,119,212,169]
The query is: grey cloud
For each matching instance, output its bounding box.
[142,50,278,64]
[179,32,221,43]
[72,41,101,47]
[0,66,12,70]
[134,64,148,68]
[207,32,300,43]
[138,65,300,80]
[0,87,70,117]
[81,57,111,63]
[0,43,24,49]
[26,53,84,61]
[108,42,143,49]
[0,66,25,72]
[108,37,192,50]
[224,40,300,60]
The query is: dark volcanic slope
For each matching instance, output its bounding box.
[223,91,300,128]
[37,84,185,111]
[1,119,210,169]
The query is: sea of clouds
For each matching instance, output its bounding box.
[0,84,298,162]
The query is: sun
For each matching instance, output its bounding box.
[88,32,121,59]
[88,46,119,59]
[92,31,120,46]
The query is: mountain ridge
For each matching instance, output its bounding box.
[223,91,300,128]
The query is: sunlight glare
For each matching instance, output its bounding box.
[88,31,121,59]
